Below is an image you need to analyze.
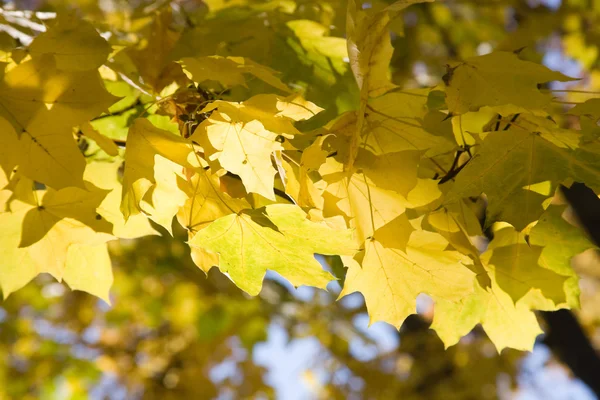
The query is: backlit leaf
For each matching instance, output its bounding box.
[189,204,356,295]
[444,51,575,114]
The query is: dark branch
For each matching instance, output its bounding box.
[538,183,600,398]
[540,309,600,398]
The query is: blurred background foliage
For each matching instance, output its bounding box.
[1,0,600,398]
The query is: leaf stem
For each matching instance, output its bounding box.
[552,100,581,105]
[543,89,600,94]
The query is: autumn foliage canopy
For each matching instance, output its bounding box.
[1,0,600,361]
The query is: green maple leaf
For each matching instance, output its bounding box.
[483,227,568,306]
[431,281,544,352]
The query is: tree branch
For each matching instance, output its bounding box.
[538,183,600,398]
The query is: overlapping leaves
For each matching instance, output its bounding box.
[1,4,599,355]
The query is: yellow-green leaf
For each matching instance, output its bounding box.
[444,51,575,114]
[189,204,357,296]
[530,205,597,307]
[447,127,600,229]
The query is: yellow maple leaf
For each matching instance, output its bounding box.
[319,125,419,246]
[193,94,323,199]
[0,175,114,296]
[431,225,570,352]
[340,227,476,328]
[176,169,250,235]
[28,12,112,71]
[121,118,198,220]
[345,0,433,169]
[181,56,291,93]
[0,56,118,188]
[444,51,575,114]
[138,156,189,234]
[321,157,408,245]
[280,135,329,209]
[85,161,159,239]
[80,122,119,156]
[63,243,113,305]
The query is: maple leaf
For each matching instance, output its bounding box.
[85,161,159,239]
[443,51,575,114]
[431,281,544,352]
[482,227,568,306]
[192,94,323,199]
[0,177,114,296]
[181,56,291,93]
[121,118,198,220]
[426,202,491,286]
[18,186,113,248]
[568,98,600,121]
[188,204,357,296]
[280,135,329,208]
[80,122,119,157]
[0,196,39,298]
[136,156,189,234]
[321,157,409,245]
[344,0,433,169]
[340,224,476,328]
[365,91,455,155]
[530,205,597,307]
[0,56,118,188]
[447,126,600,229]
[63,243,113,305]
[431,225,569,352]
[176,169,251,273]
[124,8,188,93]
[319,109,425,246]
[177,169,250,235]
[286,19,349,85]
[28,12,112,71]
[346,0,433,100]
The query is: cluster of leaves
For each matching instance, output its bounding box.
[0,230,522,399]
[1,0,600,356]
